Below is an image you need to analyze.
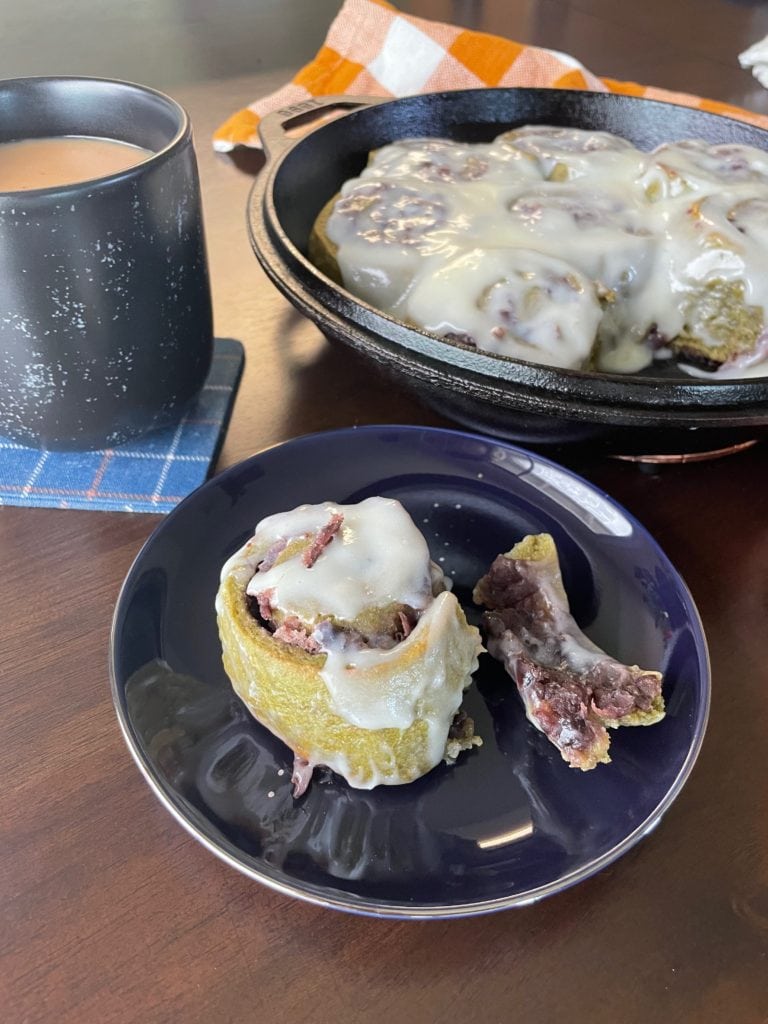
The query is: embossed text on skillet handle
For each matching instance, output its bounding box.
[258,95,387,161]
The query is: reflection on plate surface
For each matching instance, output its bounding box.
[110,426,710,918]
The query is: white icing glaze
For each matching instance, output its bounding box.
[502,186,656,290]
[364,136,543,187]
[245,497,434,622]
[498,125,648,185]
[318,592,468,727]
[323,127,768,377]
[641,139,768,200]
[317,592,480,782]
[404,247,602,367]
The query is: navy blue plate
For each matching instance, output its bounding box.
[110,426,710,918]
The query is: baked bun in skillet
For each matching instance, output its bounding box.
[309,127,768,377]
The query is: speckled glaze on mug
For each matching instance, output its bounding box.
[0,77,213,450]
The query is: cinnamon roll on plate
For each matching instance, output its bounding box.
[216,497,482,794]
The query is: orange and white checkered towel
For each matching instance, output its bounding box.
[213,0,768,151]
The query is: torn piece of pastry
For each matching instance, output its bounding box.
[216,497,483,794]
[473,533,664,771]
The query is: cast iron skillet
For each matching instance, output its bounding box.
[247,89,768,455]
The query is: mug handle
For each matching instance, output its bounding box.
[258,95,386,160]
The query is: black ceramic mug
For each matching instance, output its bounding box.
[0,77,213,450]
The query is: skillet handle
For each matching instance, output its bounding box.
[258,94,386,160]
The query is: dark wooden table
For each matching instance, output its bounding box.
[2,3,767,1022]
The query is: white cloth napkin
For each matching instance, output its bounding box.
[739,35,768,88]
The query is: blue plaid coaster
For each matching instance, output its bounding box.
[0,338,244,514]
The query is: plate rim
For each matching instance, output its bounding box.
[109,424,711,919]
